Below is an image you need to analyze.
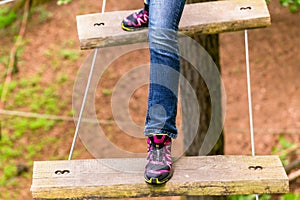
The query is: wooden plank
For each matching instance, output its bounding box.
[31,156,289,199]
[76,0,271,50]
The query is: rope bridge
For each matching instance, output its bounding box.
[30,0,289,199]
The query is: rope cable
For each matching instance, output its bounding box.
[0,0,14,5]
[244,30,256,157]
[101,0,106,14]
[68,0,107,160]
[244,30,259,200]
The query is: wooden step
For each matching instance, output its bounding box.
[76,0,271,50]
[31,155,289,199]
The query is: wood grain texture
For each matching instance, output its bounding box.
[76,0,271,49]
[31,156,289,199]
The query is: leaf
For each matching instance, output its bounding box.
[3,164,17,178]
[0,8,17,28]
[279,135,293,149]
[102,89,113,96]
[280,193,300,200]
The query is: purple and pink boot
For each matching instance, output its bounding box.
[144,134,173,185]
[121,3,149,31]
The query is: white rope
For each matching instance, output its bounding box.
[244,30,259,200]
[68,0,107,160]
[68,49,98,160]
[101,0,106,14]
[244,30,256,157]
[0,0,14,5]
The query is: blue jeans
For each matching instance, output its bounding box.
[144,0,186,139]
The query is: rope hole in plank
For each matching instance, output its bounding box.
[240,6,252,10]
[248,166,263,171]
[54,169,71,175]
[94,22,105,27]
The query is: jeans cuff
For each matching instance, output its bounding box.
[144,129,178,139]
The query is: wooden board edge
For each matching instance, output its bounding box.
[79,17,271,50]
[31,179,289,199]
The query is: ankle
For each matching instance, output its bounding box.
[148,134,171,146]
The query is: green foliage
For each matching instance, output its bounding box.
[33,6,53,23]
[0,83,3,97]
[3,164,17,179]
[0,145,21,158]
[0,81,17,97]
[0,164,17,186]
[68,109,75,116]
[44,49,52,57]
[28,118,55,131]
[0,137,20,187]
[102,88,113,96]
[57,73,69,83]
[12,118,31,139]
[57,0,73,6]
[266,0,300,12]
[8,80,17,91]
[272,135,300,199]
[0,74,69,189]
[272,135,300,165]
[8,76,64,115]
[280,0,300,12]
[0,7,17,28]
[280,193,300,200]
[59,49,81,61]
[0,54,9,66]
[0,117,57,188]
[229,194,271,200]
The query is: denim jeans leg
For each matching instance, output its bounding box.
[144,0,185,139]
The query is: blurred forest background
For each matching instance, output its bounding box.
[0,0,299,199]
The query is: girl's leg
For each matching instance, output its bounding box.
[144,0,185,185]
[145,0,185,139]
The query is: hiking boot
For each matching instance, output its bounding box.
[144,134,173,185]
[121,4,149,31]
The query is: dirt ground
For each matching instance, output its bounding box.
[1,0,299,199]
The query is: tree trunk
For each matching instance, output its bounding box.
[180,0,224,199]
